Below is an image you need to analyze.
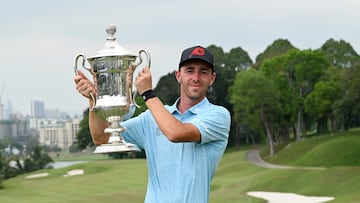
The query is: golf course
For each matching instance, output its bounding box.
[0,129,359,202]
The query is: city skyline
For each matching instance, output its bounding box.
[0,99,73,119]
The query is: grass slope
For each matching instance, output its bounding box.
[0,159,148,203]
[266,128,360,167]
[0,129,359,202]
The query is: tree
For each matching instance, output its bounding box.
[254,38,298,69]
[305,80,342,134]
[207,45,254,147]
[209,46,253,107]
[23,146,53,172]
[154,71,179,105]
[75,109,94,151]
[227,47,253,71]
[337,62,360,130]
[320,39,360,131]
[0,146,22,180]
[320,38,360,68]
[206,45,229,107]
[0,145,53,181]
[259,57,293,142]
[261,50,329,140]
[230,69,281,156]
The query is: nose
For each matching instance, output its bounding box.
[192,71,201,81]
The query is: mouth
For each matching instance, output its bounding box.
[190,85,201,89]
[190,83,201,88]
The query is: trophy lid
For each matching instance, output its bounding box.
[88,25,137,59]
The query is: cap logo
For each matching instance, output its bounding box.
[190,47,205,57]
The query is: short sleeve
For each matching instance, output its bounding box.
[186,106,231,145]
[120,110,151,150]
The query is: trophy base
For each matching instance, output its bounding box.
[93,142,140,154]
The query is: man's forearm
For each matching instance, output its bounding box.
[145,97,201,143]
[88,101,110,145]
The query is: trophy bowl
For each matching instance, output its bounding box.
[74,25,150,153]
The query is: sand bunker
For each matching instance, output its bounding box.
[247,191,334,203]
[25,172,49,179]
[62,169,84,177]
[25,169,84,179]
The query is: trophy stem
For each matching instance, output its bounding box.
[105,125,125,144]
[93,121,140,154]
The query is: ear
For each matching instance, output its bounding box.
[175,70,181,83]
[209,72,216,86]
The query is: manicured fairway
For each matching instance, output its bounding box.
[1,130,360,203]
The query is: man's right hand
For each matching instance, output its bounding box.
[74,70,97,100]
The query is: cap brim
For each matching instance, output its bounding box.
[179,58,214,69]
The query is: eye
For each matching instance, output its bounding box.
[201,69,210,74]
[185,68,194,73]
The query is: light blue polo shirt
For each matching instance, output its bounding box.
[121,97,230,203]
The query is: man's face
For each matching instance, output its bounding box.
[176,60,216,101]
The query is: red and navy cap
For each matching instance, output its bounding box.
[179,46,214,70]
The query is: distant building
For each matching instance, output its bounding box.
[38,118,81,149]
[30,100,45,118]
[4,100,14,119]
[1,101,81,151]
[0,118,32,146]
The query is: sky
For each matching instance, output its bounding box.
[0,0,359,117]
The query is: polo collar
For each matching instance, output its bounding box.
[169,97,210,115]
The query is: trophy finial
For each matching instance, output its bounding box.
[106,25,117,41]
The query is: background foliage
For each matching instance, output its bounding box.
[72,38,360,157]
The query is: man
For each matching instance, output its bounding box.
[74,45,231,203]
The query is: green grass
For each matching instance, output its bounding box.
[1,129,360,202]
[49,149,111,161]
[211,151,360,203]
[266,128,360,167]
[0,159,148,203]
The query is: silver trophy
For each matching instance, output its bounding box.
[74,25,150,153]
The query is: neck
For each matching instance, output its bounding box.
[177,96,204,114]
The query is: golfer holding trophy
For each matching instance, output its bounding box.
[74,24,230,202]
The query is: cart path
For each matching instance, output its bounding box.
[246,150,334,203]
[246,149,327,170]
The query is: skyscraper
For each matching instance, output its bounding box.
[4,100,13,119]
[30,100,45,118]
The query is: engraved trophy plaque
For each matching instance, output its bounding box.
[74,25,150,153]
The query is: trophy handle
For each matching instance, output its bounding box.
[74,53,96,111]
[132,49,151,108]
